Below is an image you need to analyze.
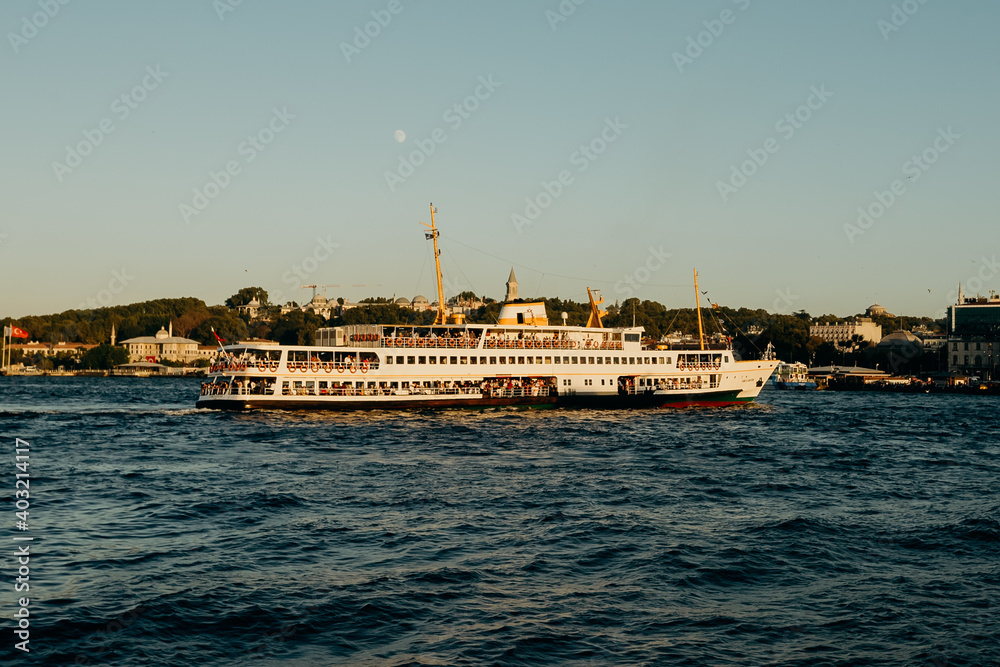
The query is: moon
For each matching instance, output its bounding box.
[393,129,406,143]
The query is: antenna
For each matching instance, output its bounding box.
[694,268,705,351]
[420,203,447,325]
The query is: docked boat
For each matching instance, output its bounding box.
[196,205,777,411]
[771,361,818,390]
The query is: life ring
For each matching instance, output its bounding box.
[361,361,369,373]
[239,361,247,371]
[585,340,592,349]
[337,364,345,373]
[677,363,685,371]
[257,361,266,372]
[349,364,357,373]
[324,364,333,373]
[311,363,320,372]
[269,362,278,372]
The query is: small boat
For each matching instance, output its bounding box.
[771,361,817,390]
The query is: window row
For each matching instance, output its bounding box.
[383,355,684,366]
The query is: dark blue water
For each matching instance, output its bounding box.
[2,377,998,666]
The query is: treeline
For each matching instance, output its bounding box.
[3,289,945,366]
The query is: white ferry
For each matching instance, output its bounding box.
[196,206,777,411]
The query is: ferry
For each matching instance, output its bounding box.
[196,205,778,411]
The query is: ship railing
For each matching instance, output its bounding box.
[483,338,622,351]
[285,361,380,373]
[202,383,555,399]
[376,336,623,351]
[620,379,720,395]
[381,337,480,349]
[482,386,553,398]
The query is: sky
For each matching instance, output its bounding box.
[2,0,998,321]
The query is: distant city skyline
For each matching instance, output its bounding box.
[3,1,998,320]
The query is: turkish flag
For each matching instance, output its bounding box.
[10,326,28,338]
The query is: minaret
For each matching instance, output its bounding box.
[505,268,518,302]
[111,324,116,346]
[168,321,173,337]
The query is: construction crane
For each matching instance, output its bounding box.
[300,284,337,301]
[301,284,382,301]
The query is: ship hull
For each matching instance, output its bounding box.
[195,388,755,411]
[195,394,557,411]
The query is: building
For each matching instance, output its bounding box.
[947,291,1000,380]
[809,317,883,345]
[865,302,894,318]
[120,323,215,363]
[236,298,264,320]
[505,269,519,302]
[8,341,98,358]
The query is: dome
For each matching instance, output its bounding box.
[866,303,888,315]
[154,326,169,339]
[412,295,429,304]
[246,299,261,307]
[876,330,921,349]
[395,297,410,305]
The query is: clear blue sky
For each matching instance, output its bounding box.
[3,0,998,320]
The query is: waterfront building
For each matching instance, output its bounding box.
[947,291,1000,380]
[8,341,98,358]
[120,323,215,363]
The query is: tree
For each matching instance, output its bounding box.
[270,311,327,345]
[225,287,269,308]
[80,344,129,370]
[189,311,248,346]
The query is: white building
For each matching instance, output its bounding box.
[809,318,882,345]
[120,323,216,363]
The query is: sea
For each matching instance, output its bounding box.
[1,376,998,666]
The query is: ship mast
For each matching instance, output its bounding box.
[421,203,447,325]
[694,268,705,351]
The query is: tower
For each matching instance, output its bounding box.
[505,268,518,302]
[111,324,116,346]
